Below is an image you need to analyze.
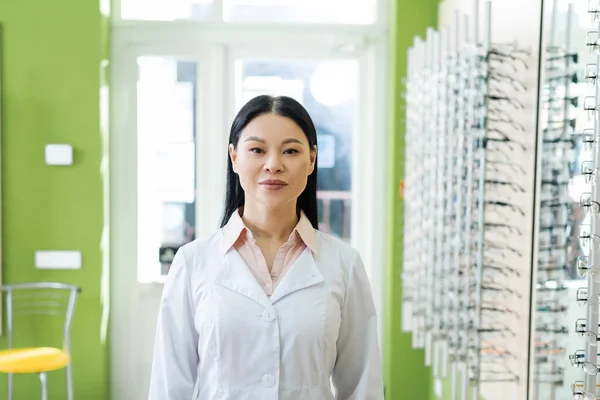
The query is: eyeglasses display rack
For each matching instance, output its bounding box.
[401,0,544,399]
[566,2,600,400]
[530,1,575,399]
[447,12,465,399]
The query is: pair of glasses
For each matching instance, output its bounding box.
[569,350,600,375]
[571,380,600,400]
[536,281,568,293]
[537,305,568,313]
[536,325,568,335]
[576,287,600,305]
[580,192,600,217]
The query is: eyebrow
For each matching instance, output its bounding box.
[244,136,305,145]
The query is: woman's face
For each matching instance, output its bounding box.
[229,113,316,211]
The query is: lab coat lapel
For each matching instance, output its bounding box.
[215,249,272,310]
[270,248,324,304]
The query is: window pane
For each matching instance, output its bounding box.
[120,0,375,23]
[223,0,376,24]
[137,57,198,282]
[235,59,358,242]
[122,0,213,21]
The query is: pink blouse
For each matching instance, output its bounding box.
[220,209,318,296]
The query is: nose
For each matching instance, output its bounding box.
[264,153,283,173]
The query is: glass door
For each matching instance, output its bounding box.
[134,47,229,283]
[137,57,199,281]
[111,42,370,400]
[111,45,230,400]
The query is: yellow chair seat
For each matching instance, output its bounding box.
[0,347,70,374]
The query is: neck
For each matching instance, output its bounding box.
[241,201,299,242]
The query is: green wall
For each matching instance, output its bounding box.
[0,0,110,398]
[384,0,438,399]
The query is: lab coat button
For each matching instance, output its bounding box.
[262,309,276,322]
[261,374,276,387]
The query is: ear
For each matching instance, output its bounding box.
[308,145,317,175]
[229,144,237,172]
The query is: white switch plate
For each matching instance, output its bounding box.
[35,251,82,269]
[45,144,73,166]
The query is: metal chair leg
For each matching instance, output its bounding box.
[66,363,74,400]
[8,372,13,400]
[40,372,48,400]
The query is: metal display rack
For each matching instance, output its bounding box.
[400,1,600,399]
[569,3,600,400]
[402,1,536,399]
[531,2,575,399]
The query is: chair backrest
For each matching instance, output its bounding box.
[0,282,81,353]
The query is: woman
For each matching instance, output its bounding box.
[149,95,384,399]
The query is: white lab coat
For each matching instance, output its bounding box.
[148,229,384,400]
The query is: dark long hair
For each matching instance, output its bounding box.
[219,95,319,229]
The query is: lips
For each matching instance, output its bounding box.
[260,179,287,189]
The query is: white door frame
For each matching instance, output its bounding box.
[110,29,387,400]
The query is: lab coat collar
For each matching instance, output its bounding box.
[219,208,318,257]
[215,247,324,308]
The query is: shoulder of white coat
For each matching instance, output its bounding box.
[315,230,361,273]
[176,230,223,274]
